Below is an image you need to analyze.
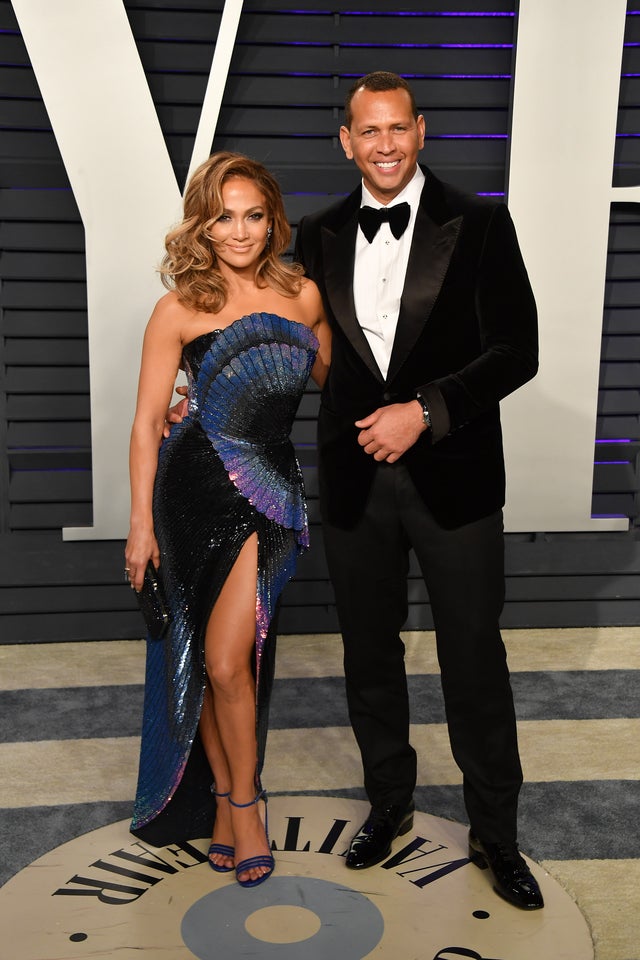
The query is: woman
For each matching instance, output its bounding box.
[125,152,330,888]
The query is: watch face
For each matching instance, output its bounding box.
[1,797,592,960]
[417,398,431,427]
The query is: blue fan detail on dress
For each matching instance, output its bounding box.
[196,313,317,540]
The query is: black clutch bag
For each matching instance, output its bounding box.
[136,562,170,640]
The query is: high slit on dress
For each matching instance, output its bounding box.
[130,313,318,845]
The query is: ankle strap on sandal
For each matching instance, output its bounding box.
[211,786,231,798]
[229,789,267,808]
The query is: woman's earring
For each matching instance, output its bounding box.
[266,225,273,247]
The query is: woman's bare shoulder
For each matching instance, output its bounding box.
[150,290,193,320]
[146,290,198,337]
[297,276,322,313]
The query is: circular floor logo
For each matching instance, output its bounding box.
[0,797,592,959]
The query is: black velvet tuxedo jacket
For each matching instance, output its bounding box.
[294,166,538,531]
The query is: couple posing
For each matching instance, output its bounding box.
[126,71,542,909]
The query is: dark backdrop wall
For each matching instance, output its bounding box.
[1,0,639,643]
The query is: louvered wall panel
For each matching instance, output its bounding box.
[0,0,639,642]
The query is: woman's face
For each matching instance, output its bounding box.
[209,176,271,273]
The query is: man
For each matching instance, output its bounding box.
[294,71,543,910]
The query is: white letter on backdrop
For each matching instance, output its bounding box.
[504,0,630,531]
[11,0,243,539]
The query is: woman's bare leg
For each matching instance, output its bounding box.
[199,684,233,869]
[203,533,272,884]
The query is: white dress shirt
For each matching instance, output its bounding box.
[353,166,425,380]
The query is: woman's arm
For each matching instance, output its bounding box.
[125,295,184,591]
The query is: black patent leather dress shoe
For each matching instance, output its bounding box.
[345,802,415,870]
[469,832,544,910]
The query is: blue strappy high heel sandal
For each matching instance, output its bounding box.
[208,788,235,873]
[229,789,275,888]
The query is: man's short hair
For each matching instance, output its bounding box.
[344,71,419,128]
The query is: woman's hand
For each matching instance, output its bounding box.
[125,527,160,592]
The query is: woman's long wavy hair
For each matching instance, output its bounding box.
[160,152,303,312]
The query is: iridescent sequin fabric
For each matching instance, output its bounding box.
[131,313,318,838]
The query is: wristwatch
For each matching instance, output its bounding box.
[416,394,432,431]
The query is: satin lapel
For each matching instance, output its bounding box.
[386,204,462,385]
[321,210,384,385]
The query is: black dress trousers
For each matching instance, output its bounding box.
[322,460,523,843]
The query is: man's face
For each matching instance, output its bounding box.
[339,87,425,205]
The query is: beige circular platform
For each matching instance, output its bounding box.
[0,796,593,959]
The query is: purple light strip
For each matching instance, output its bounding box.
[332,10,515,15]
[594,460,631,465]
[281,41,512,49]
[283,5,638,11]
[340,42,513,49]
[221,132,507,140]
[339,73,512,80]
[595,439,632,444]
[281,72,511,79]
[434,134,508,139]
[290,191,507,198]
[591,513,628,519]
[228,132,508,140]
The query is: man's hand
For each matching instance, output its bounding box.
[355,401,427,463]
[163,385,189,438]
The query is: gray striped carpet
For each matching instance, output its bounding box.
[1,628,639,959]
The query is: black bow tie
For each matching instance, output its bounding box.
[358,201,411,243]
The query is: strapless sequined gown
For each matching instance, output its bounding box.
[131,313,318,844]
